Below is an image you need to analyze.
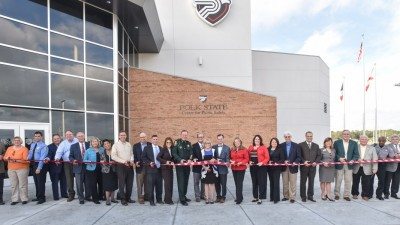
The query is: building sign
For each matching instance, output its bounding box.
[179,104,228,115]
[192,0,232,26]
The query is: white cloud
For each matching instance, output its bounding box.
[297,25,343,66]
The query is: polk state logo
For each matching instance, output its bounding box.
[192,0,232,26]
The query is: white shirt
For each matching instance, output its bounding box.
[343,141,349,156]
[360,145,367,160]
[111,140,133,163]
[218,145,223,157]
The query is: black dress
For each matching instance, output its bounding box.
[101,153,118,192]
[201,150,218,184]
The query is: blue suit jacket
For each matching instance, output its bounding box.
[280,142,302,174]
[69,142,90,174]
[212,144,230,175]
[333,139,359,170]
[47,143,63,174]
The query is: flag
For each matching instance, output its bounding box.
[357,35,364,63]
[365,63,376,92]
[340,83,344,101]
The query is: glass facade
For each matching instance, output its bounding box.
[0,0,138,142]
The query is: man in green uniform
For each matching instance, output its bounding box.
[172,130,193,206]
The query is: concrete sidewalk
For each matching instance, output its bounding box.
[1,171,400,225]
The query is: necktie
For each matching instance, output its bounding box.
[31,143,37,160]
[154,146,160,168]
[308,142,311,149]
[81,143,85,157]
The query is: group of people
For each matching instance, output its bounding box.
[0,129,399,207]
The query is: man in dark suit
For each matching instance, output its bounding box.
[299,131,321,202]
[45,134,67,200]
[213,134,230,203]
[142,135,163,206]
[69,132,90,204]
[280,132,302,203]
[333,129,359,201]
[132,132,151,204]
[384,134,400,199]
[192,132,204,202]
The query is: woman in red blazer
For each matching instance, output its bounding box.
[248,135,270,204]
[230,137,249,204]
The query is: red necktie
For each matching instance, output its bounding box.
[81,143,85,157]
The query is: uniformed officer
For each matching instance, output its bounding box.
[172,130,193,206]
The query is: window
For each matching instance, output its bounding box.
[86,80,113,113]
[51,74,84,110]
[86,65,113,82]
[85,5,113,47]
[0,17,47,53]
[50,32,83,61]
[87,113,114,141]
[118,87,123,116]
[0,64,48,107]
[86,43,113,68]
[0,0,47,27]
[50,0,83,38]
[51,57,83,76]
[0,106,49,123]
[0,45,47,70]
[51,110,84,134]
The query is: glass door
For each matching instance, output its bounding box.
[0,123,51,150]
[0,124,19,150]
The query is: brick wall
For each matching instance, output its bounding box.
[129,68,277,147]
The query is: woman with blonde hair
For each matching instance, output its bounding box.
[83,137,104,204]
[4,137,30,205]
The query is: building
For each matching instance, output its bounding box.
[0,0,329,149]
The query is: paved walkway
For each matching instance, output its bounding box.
[1,171,400,225]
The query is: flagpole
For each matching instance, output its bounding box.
[362,34,366,135]
[374,63,378,143]
[343,76,346,130]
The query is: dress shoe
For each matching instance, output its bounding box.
[121,201,128,206]
[111,199,119,203]
[352,195,358,200]
[195,198,201,202]
[301,198,306,202]
[200,196,205,200]
[54,198,60,201]
[235,201,242,205]
[85,197,92,202]
[215,197,221,203]
[94,201,101,204]
[334,196,339,200]
[11,202,18,205]
[37,199,45,204]
[22,201,28,204]
[251,198,259,202]
[185,197,191,202]
[32,198,38,202]
[274,201,278,204]
[180,201,188,206]
[257,199,262,205]
[206,201,209,204]
[139,199,145,204]
[282,198,288,201]
[67,196,74,202]
[165,201,174,205]
[377,196,384,200]
[362,197,369,201]
[210,201,214,204]
[219,198,225,203]
[384,195,389,199]
[128,199,136,203]
[326,196,335,202]
[391,195,400,199]
[344,197,351,201]
[150,201,156,206]
[0,200,4,205]
[290,199,295,203]
[79,200,84,204]
[157,200,164,204]
[307,197,316,202]
[106,200,111,205]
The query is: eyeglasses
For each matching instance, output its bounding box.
[284,136,291,138]
[166,141,172,144]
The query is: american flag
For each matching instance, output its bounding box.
[365,63,376,92]
[357,35,364,63]
[340,83,344,101]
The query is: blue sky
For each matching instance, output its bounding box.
[251,0,400,131]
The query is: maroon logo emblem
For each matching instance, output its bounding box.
[192,0,232,26]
